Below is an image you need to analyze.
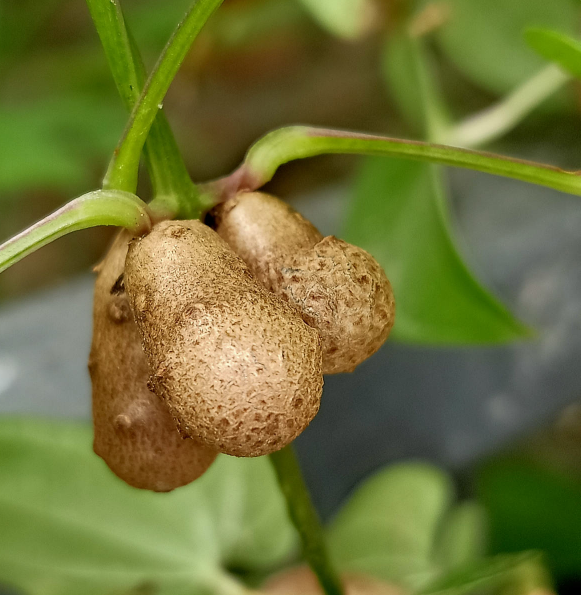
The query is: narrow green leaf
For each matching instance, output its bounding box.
[296,0,376,40]
[327,463,453,591]
[525,28,581,79]
[344,158,531,343]
[0,418,297,595]
[86,0,201,218]
[0,190,151,274]
[427,0,578,95]
[85,0,143,113]
[105,0,225,195]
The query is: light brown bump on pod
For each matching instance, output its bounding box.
[214,192,395,374]
[89,231,218,492]
[124,219,323,458]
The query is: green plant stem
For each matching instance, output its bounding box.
[215,125,581,200]
[0,190,150,274]
[104,0,224,196]
[269,446,344,595]
[86,0,201,218]
[446,64,570,148]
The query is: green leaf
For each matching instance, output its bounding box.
[326,461,550,594]
[295,0,376,39]
[343,157,530,343]
[327,463,454,590]
[418,552,551,595]
[477,457,581,579]
[196,451,298,570]
[433,502,488,571]
[0,418,297,595]
[525,27,581,79]
[429,0,578,95]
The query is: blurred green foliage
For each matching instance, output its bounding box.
[0,418,550,595]
[526,27,581,80]
[0,418,297,595]
[329,462,476,591]
[426,0,578,96]
[477,450,581,581]
[0,96,124,194]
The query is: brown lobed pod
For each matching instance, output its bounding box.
[124,220,323,458]
[89,231,218,492]
[213,192,395,374]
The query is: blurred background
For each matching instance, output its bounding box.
[2,0,581,593]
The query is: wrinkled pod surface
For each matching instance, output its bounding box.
[89,231,217,491]
[124,220,323,457]
[213,192,395,374]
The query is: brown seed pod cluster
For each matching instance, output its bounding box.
[89,191,394,489]
[214,192,395,373]
[89,232,217,492]
[124,220,323,458]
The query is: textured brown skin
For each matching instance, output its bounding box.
[89,231,218,492]
[124,220,323,457]
[265,567,406,595]
[214,192,395,374]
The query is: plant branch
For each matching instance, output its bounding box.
[104,0,224,196]
[201,126,581,203]
[445,64,570,148]
[0,190,150,274]
[86,0,201,218]
[269,446,344,595]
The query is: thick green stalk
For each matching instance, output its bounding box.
[104,0,224,195]
[0,190,150,274]
[233,126,581,198]
[86,0,201,218]
[270,446,344,595]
